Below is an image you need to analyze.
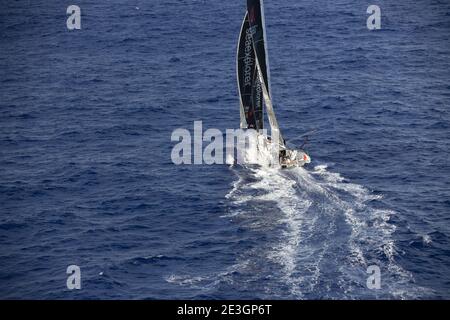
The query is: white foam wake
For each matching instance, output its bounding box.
[225,160,430,299]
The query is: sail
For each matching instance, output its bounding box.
[246,0,271,96]
[237,12,264,130]
[246,0,284,146]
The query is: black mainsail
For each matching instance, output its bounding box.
[237,12,264,131]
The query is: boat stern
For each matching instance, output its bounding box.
[280,149,311,168]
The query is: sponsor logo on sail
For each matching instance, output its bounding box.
[244,26,256,86]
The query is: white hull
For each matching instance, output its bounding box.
[236,130,310,169]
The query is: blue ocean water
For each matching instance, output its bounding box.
[0,0,449,299]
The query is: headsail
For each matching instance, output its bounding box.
[246,0,284,146]
[237,12,264,131]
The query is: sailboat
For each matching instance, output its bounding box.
[237,0,311,168]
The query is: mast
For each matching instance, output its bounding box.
[246,0,284,146]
